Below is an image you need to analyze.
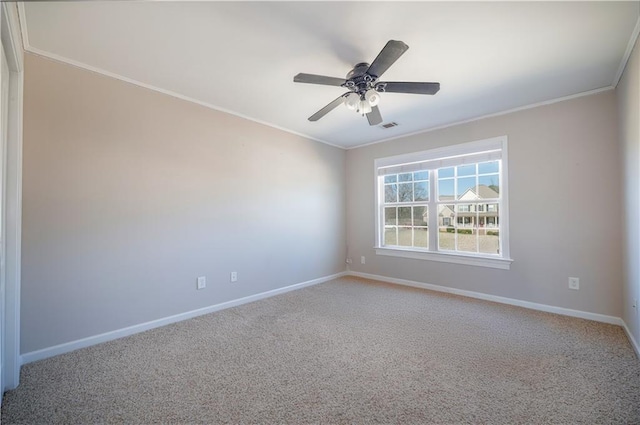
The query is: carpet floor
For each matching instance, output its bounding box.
[2,276,640,424]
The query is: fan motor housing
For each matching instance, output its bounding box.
[345,63,378,95]
[346,62,370,80]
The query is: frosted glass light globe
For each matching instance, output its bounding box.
[364,89,380,107]
[344,93,360,110]
[359,100,372,114]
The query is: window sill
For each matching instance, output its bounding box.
[374,247,513,270]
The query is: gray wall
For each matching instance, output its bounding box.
[21,54,346,353]
[617,37,640,344]
[346,91,622,317]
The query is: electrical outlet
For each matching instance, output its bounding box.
[568,277,579,290]
[361,256,366,264]
[197,276,206,290]
[230,271,238,283]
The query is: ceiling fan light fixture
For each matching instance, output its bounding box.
[359,99,372,115]
[364,89,380,106]
[294,40,439,126]
[344,93,360,110]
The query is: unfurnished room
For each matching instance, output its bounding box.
[0,1,639,423]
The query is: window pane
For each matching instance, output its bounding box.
[384,175,397,183]
[456,228,477,253]
[414,171,429,181]
[384,207,397,225]
[438,204,455,228]
[438,204,455,251]
[398,183,413,202]
[414,181,428,201]
[439,167,454,178]
[479,228,500,255]
[385,184,397,203]
[398,227,412,246]
[412,206,427,226]
[486,203,499,215]
[478,175,499,197]
[457,176,476,199]
[457,164,476,177]
[398,207,412,226]
[438,179,454,201]
[479,161,499,174]
[398,173,413,182]
[413,228,428,249]
[438,229,455,251]
[384,227,397,245]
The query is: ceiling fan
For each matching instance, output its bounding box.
[293,40,440,126]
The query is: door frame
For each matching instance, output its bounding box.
[1,2,23,393]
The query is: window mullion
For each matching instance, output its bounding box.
[378,177,384,247]
[428,169,437,251]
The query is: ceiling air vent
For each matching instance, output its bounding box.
[381,122,398,129]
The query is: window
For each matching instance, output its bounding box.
[383,171,429,249]
[374,136,512,270]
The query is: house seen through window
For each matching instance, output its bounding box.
[375,136,512,269]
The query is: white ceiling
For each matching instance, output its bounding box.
[21,1,640,149]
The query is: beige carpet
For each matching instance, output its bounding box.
[2,276,639,424]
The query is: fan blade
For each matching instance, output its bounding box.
[366,40,409,78]
[366,105,383,126]
[294,73,346,87]
[378,81,440,95]
[308,94,348,122]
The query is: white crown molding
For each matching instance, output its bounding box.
[613,13,640,87]
[18,3,346,149]
[24,47,344,150]
[16,3,637,151]
[348,86,614,150]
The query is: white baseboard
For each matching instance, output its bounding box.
[348,271,623,326]
[21,270,634,365]
[622,320,640,358]
[21,271,347,365]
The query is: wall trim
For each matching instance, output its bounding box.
[622,320,640,359]
[17,1,629,152]
[19,270,636,364]
[374,247,513,270]
[1,2,24,393]
[348,86,614,150]
[22,47,344,151]
[348,271,623,326]
[15,2,27,51]
[25,45,616,153]
[21,271,347,365]
[613,14,640,88]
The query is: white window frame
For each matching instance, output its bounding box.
[374,136,513,270]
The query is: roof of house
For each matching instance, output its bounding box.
[440,184,498,202]
[473,185,499,199]
[458,184,499,200]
